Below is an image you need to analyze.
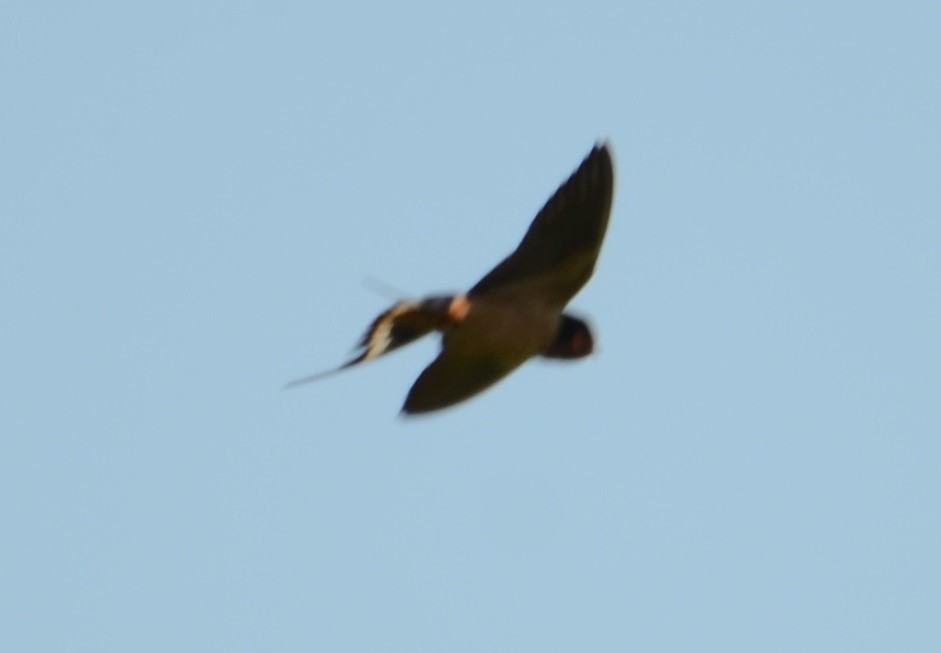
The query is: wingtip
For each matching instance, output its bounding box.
[592,140,615,166]
[399,393,441,417]
[398,405,439,418]
[399,399,421,417]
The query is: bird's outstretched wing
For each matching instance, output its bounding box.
[469,143,614,305]
[402,348,523,414]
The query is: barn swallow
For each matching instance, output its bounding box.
[287,142,615,414]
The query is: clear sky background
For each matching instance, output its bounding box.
[2,2,939,651]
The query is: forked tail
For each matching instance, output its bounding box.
[284,295,460,389]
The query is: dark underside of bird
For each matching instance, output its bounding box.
[287,142,615,414]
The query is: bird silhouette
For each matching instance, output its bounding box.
[287,142,615,414]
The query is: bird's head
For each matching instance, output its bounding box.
[543,314,594,359]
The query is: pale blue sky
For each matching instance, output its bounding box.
[2,2,939,651]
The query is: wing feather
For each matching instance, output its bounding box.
[402,349,522,414]
[469,143,614,304]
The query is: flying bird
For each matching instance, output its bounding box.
[287,142,615,414]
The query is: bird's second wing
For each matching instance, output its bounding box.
[402,348,524,414]
[469,143,615,305]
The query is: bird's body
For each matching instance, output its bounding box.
[288,142,616,414]
[448,294,559,361]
